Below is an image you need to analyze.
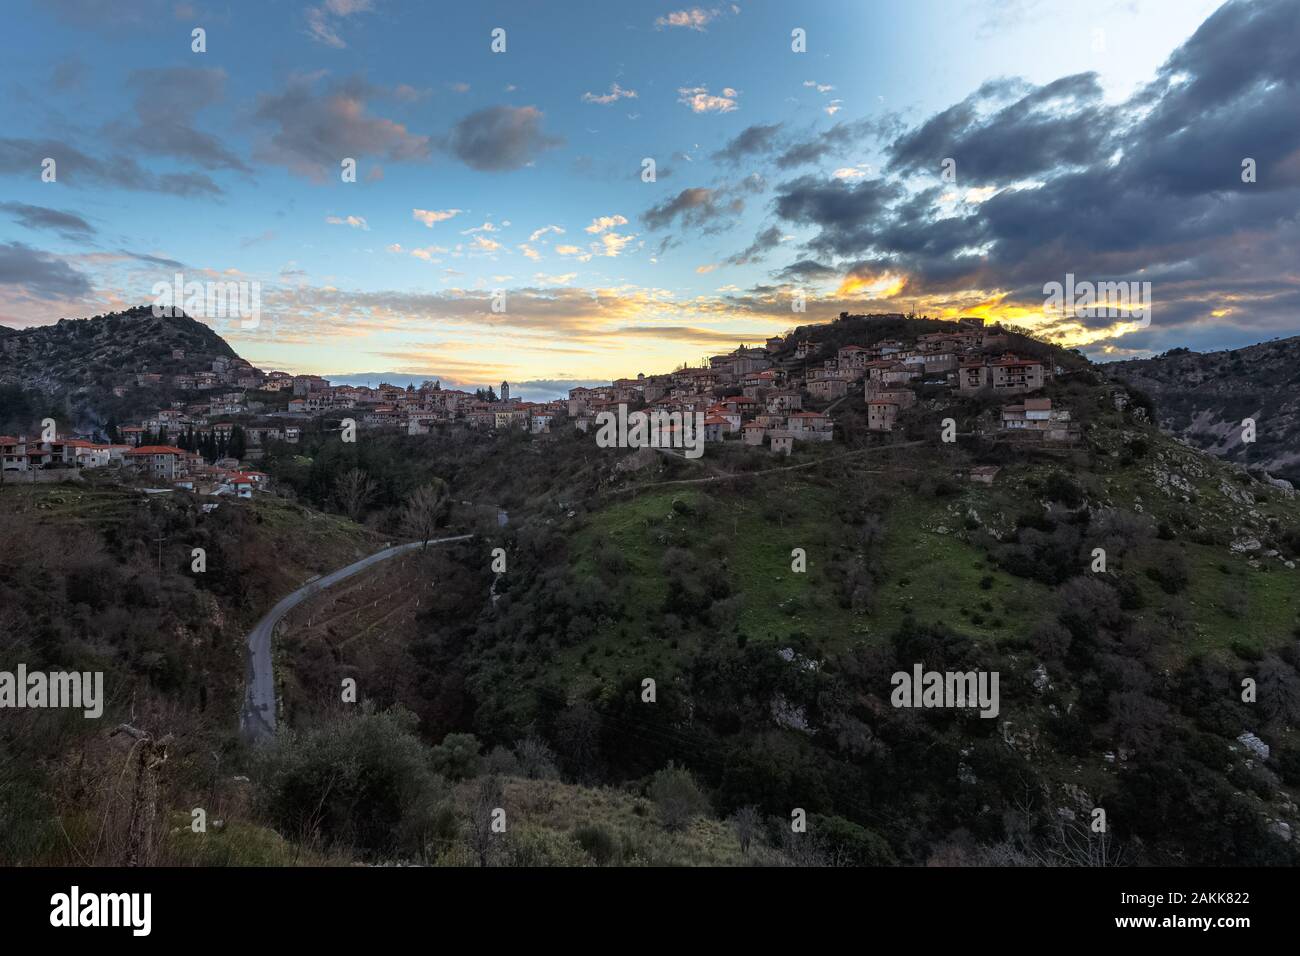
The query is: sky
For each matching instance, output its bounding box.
[1,0,1297,401]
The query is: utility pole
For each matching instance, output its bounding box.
[153,533,166,575]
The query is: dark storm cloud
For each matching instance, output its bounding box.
[759,0,1300,348]
[443,106,562,172]
[775,118,885,169]
[773,259,838,282]
[723,225,784,266]
[0,137,222,196]
[121,250,185,269]
[887,73,1111,183]
[772,175,905,257]
[0,201,95,239]
[713,123,784,165]
[0,242,92,298]
[641,186,745,232]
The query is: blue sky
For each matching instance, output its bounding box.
[1,0,1296,400]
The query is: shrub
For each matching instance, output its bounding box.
[430,732,482,781]
[649,762,710,831]
[573,824,618,864]
[255,708,440,859]
[811,813,897,866]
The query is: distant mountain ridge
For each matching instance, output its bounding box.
[1106,335,1300,485]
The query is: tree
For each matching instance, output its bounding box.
[731,805,761,855]
[335,468,377,522]
[228,424,247,460]
[430,732,481,781]
[1258,655,1300,727]
[555,701,602,782]
[401,479,449,549]
[513,737,561,780]
[465,774,505,867]
[649,762,709,831]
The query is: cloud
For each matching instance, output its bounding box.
[0,201,95,239]
[0,241,92,299]
[723,225,785,266]
[775,117,886,169]
[655,7,734,31]
[585,215,628,233]
[50,57,86,92]
[306,0,374,48]
[582,83,638,105]
[528,224,564,241]
[755,0,1300,352]
[886,73,1109,183]
[253,74,432,180]
[774,259,838,282]
[832,165,872,181]
[413,208,463,227]
[240,230,277,249]
[118,250,185,269]
[614,324,771,345]
[771,174,905,257]
[444,105,562,171]
[642,186,744,232]
[596,232,634,257]
[0,137,222,196]
[326,215,369,230]
[409,245,449,261]
[678,86,738,113]
[44,0,175,28]
[713,123,784,164]
[113,67,250,173]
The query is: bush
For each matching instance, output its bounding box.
[1145,552,1190,595]
[649,762,710,831]
[1044,472,1085,508]
[810,813,897,866]
[513,736,562,780]
[573,824,618,864]
[255,709,440,859]
[430,732,482,781]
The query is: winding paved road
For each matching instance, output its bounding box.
[240,534,474,742]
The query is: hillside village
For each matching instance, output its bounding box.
[1,310,1074,494]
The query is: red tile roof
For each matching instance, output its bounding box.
[127,445,187,456]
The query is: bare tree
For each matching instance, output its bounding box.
[465,774,505,867]
[1030,818,1127,867]
[402,480,449,549]
[334,468,376,522]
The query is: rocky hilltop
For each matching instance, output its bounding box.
[1106,337,1300,486]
